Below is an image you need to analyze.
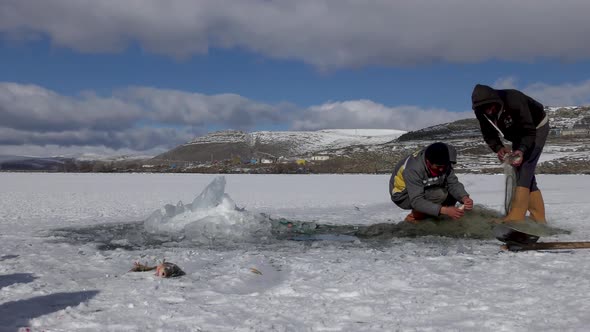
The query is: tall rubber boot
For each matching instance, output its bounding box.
[528,190,546,224]
[504,186,530,222]
[405,210,427,224]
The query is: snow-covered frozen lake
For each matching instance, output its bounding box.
[1,173,589,331]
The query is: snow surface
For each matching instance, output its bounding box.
[1,172,590,331]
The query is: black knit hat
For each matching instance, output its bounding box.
[425,142,450,165]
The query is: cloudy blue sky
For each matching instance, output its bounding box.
[2,0,590,157]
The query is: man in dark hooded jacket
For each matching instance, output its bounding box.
[471,84,549,223]
[389,142,473,223]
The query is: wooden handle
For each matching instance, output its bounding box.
[506,241,590,251]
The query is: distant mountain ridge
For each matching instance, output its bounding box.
[154,129,407,162]
[154,106,590,163]
[147,105,590,174]
[398,106,590,141]
[0,155,75,171]
[3,106,589,173]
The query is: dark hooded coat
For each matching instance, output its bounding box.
[471,84,546,156]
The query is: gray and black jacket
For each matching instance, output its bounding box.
[471,84,547,156]
[388,144,469,216]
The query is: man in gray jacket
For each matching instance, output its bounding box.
[389,142,474,223]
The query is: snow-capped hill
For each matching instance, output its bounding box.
[153,128,406,162]
[545,106,590,129]
[545,106,579,112]
[396,118,481,141]
[250,129,405,154]
[181,129,406,157]
[74,153,153,162]
[396,106,590,142]
[187,130,249,144]
[151,106,590,173]
[319,129,407,137]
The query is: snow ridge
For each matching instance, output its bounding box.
[186,129,406,155]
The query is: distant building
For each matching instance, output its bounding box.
[550,127,590,137]
[562,128,590,137]
[311,155,330,161]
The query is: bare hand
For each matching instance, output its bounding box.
[497,146,511,162]
[461,196,474,211]
[441,206,465,220]
[509,150,524,167]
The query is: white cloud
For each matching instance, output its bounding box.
[120,87,289,128]
[0,126,195,153]
[0,83,142,131]
[493,77,519,90]
[0,144,167,159]
[523,80,590,106]
[0,82,474,156]
[291,100,472,131]
[0,82,288,132]
[2,1,590,68]
[0,82,291,155]
[487,78,590,107]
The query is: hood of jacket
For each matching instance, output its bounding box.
[471,84,503,111]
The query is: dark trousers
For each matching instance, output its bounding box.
[516,122,549,191]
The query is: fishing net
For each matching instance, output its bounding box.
[503,159,516,216]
